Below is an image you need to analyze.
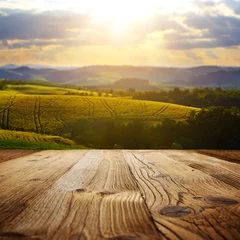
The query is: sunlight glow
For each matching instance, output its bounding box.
[7,0,195,32]
[0,0,200,15]
[82,0,194,32]
[0,0,195,33]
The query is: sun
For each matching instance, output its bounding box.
[81,0,194,32]
[46,0,194,32]
[87,0,156,31]
[91,1,154,20]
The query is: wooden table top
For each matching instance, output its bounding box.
[0,150,239,240]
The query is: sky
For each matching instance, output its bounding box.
[0,0,240,67]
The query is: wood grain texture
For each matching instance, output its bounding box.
[0,150,162,240]
[0,150,39,163]
[162,150,240,190]
[0,150,239,240]
[0,150,88,228]
[197,150,240,164]
[124,151,240,240]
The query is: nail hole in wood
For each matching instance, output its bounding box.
[97,191,115,196]
[30,178,41,182]
[75,188,86,193]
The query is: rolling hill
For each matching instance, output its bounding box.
[1,65,240,88]
[5,84,100,96]
[0,130,88,149]
[0,93,198,137]
[0,129,75,145]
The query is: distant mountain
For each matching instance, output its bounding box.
[23,64,78,70]
[0,66,57,81]
[0,65,240,88]
[187,70,240,87]
[0,64,19,69]
[0,64,78,70]
[45,66,199,85]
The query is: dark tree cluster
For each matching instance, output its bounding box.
[0,80,7,90]
[133,88,240,108]
[3,79,59,87]
[63,107,240,149]
[64,92,94,96]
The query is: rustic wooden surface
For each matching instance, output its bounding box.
[0,150,40,163]
[0,150,239,240]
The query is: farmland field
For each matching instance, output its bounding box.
[0,129,86,149]
[4,84,100,96]
[0,93,199,136]
[0,129,75,145]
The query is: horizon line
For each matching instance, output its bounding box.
[1,64,240,69]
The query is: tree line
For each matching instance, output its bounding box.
[63,107,240,149]
[133,87,240,108]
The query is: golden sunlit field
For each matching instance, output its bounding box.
[0,129,75,145]
[5,84,100,96]
[0,92,198,136]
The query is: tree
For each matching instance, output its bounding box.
[128,88,135,96]
[0,80,7,90]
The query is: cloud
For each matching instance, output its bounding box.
[224,0,240,14]
[185,51,202,60]
[0,1,240,51]
[0,9,186,49]
[0,10,93,40]
[0,9,123,48]
[163,13,240,49]
[206,50,218,59]
[130,14,185,33]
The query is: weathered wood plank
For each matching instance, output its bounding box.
[197,150,240,164]
[0,150,162,240]
[0,150,39,163]
[162,150,240,190]
[124,150,240,240]
[0,150,89,229]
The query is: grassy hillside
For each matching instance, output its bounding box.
[0,93,199,137]
[0,129,75,145]
[0,140,82,150]
[5,84,99,96]
[0,130,87,149]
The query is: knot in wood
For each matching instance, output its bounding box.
[206,197,238,205]
[159,205,191,217]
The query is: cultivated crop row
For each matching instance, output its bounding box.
[0,94,198,136]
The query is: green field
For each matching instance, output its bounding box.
[0,129,75,145]
[4,84,101,96]
[0,140,85,150]
[0,129,89,149]
[0,93,199,136]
